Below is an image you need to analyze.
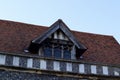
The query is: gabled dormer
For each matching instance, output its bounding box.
[28,19,87,60]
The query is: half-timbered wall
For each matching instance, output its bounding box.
[0,53,119,79]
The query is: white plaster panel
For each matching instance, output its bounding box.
[91,65,97,74]
[0,54,6,65]
[102,66,108,75]
[59,32,64,40]
[79,64,85,73]
[27,58,33,68]
[66,63,72,72]
[54,32,58,39]
[71,45,76,59]
[40,60,46,70]
[114,71,119,76]
[53,61,60,71]
[13,56,19,66]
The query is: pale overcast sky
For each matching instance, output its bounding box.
[0,0,120,44]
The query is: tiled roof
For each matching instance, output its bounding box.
[0,19,120,65]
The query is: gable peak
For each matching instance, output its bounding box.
[32,19,87,49]
[51,19,68,29]
[58,19,63,22]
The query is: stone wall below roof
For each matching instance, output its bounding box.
[0,69,119,80]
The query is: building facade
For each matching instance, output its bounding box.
[0,19,120,80]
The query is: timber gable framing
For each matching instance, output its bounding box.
[29,19,87,57]
[32,19,87,49]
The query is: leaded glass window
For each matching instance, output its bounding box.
[41,36,73,60]
[63,45,71,59]
[43,46,52,57]
[43,42,52,57]
[54,47,61,59]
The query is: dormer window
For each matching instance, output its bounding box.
[39,33,73,60]
[28,19,87,60]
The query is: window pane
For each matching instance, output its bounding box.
[63,50,71,59]
[54,48,61,59]
[43,47,52,57]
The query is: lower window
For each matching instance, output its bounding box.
[54,47,61,59]
[43,47,52,57]
[63,49,71,59]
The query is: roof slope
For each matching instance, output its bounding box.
[0,19,120,65]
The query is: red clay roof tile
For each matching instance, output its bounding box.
[0,19,120,65]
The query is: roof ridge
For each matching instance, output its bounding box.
[72,30,113,37]
[0,19,114,37]
[0,19,48,28]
